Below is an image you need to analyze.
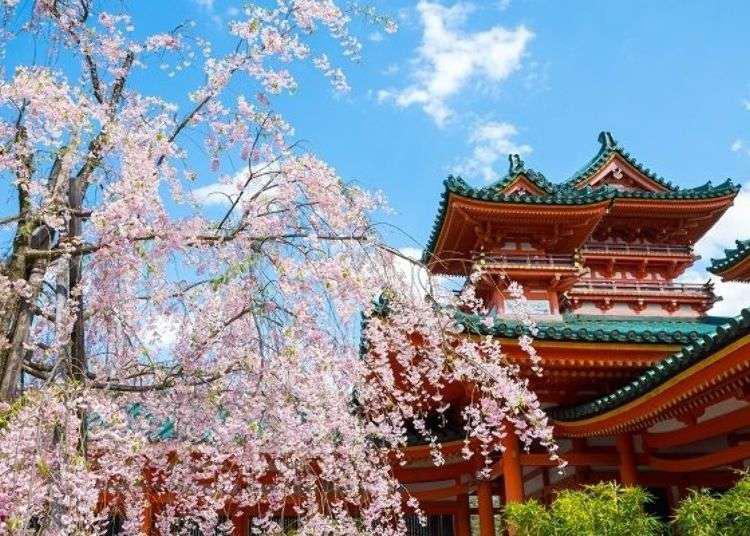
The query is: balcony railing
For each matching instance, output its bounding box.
[571,279,713,295]
[581,242,694,256]
[473,252,577,268]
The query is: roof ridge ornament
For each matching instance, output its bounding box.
[598,131,618,151]
[508,153,525,175]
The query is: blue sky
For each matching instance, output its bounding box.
[267,0,750,315]
[3,0,750,315]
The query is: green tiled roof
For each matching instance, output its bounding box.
[487,154,557,194]
[561,131,677,191]
[548,308,750,421]
[456,311,729,345]
[709,239,750,275]
[422,132,740,263]
[423,176,739,264]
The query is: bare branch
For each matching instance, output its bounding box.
[84,53,104,104]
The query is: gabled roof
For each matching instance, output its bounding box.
[562,131,677,192]
[456,311,729,345]
[709,239,750,277]
[548,308,750,421]
[422,132,740,264]
[422,175,740,264]
[487,154,556,194]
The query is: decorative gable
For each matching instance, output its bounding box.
[491,154,555,196]
[582,154,669,193]
[565,131,677,193]
[502,175,547,196]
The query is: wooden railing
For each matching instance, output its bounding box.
[571,279,712,295]
[473,252,576,268]
[581,242,693,256]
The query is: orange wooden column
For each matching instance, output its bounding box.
[616,433,638,486]
[477,481,495,536]
[232,513,249,536]
[142,504,154,535]
[455,492,471,536]
[502,432,524,503]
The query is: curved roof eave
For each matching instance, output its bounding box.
[709,239,750,276]
[422,175,740,264]
[548,308,750,422]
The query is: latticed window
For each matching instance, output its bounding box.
[405,513,454,536]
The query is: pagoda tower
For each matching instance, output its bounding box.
[393,132,750,536]
[424,132,738,319]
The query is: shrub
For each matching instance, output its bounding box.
[673,473,750,535]
[505,482,665,536]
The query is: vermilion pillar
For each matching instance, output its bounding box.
[502,432,524,503]
[142,504,153,535]
[477,481,495,536]
[455,492,471,536]
[232,513,248,536]
[616,433,638,486]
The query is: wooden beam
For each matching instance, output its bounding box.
[411,482,472,501]
[646,442,750,472]
[394,461,473,483]
[643,403,750,450]
[521,452,620,466]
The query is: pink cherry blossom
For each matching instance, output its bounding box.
[0,2,555,534]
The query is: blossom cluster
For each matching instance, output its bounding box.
[0,1,556,534]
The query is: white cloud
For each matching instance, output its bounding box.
[377,1,533,126]
[369,31,384,42]
[381,63,400,76]
[140,313,181,355]
[742,99,750,111]
[681,268,750,317]
[693,184,750,262]
[680,184,750,316]
[389,247,459,301]
[192,0,214,10]
[391,247,428,292]
[192,173,246,207]
[498,0,512,10]
[192,164,280,207]
[453,121,532,182]
[709,278,750,316]
[732,139,744,153]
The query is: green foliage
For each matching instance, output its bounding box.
[505,482,665,536]
[0,394,28,431]
[673,473,750,536]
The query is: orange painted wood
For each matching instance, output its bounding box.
[394,460,474,483]
[645,442,750,472]
[411,482,471,501]
[719,255,750,282]
[401,439,467,461]
[553,334,750,436]
[232,514,248,536]
[502,433,524,503]
[616,434,638,486]
[644,404,750,450]
[455,493,471,536]
[477,481,495,536]
[521,451,620,466]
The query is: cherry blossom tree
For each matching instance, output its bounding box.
[0,1,557,534]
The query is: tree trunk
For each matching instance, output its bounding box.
[0,252,49,400]
[68,177,87,382]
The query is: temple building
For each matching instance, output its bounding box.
[710,239,750,282]
[400,132,750,536]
